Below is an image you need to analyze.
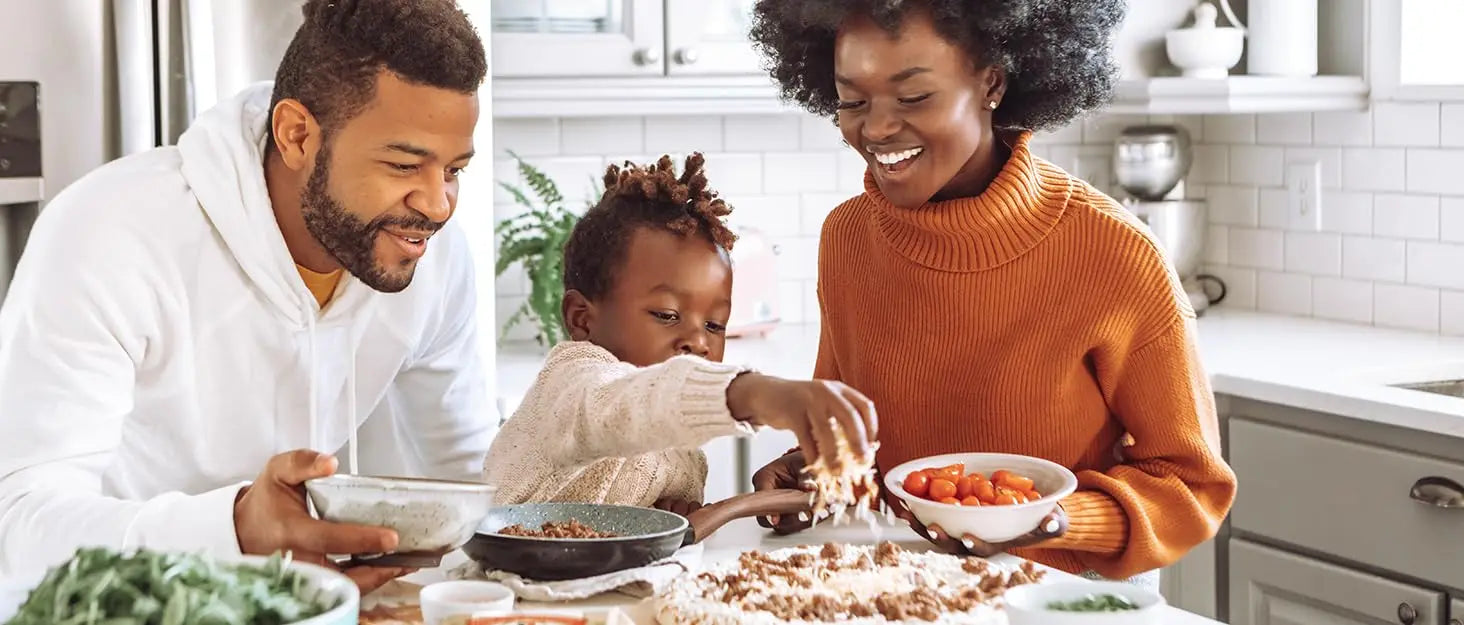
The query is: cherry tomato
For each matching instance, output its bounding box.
[933,464,965,483]
[996,472,1036,492]
[928,478,958,501]
[973,480,997,504]
[902,471,931,497]
[938,497,960,505]
[955,476,977,499]
[960,496,983,506]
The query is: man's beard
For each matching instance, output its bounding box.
[300,146,440,293]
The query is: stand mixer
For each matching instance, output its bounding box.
[1113,124,1225,314]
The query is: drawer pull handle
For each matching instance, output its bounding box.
[1409,476,1464,508]
[1397,602,1417,624]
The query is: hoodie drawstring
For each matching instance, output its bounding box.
[302,294,360,475]
[303,296,318,454]
[346,333,358,476]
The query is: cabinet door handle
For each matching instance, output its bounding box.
[632,47,661,66]
[674,47,700,65]
[1409,476,1464,508]
[1397,602,1417,624]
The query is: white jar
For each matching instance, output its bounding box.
[1227,0,1319,77]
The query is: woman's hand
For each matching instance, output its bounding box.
[883,489,1067,557]
[750,451,816,535]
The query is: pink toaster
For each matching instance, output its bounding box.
[725,225,781,338]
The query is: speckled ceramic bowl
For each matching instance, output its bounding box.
[305,475,497,567]
[464,503,692,581]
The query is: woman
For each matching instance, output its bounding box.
[747,0,1237,585]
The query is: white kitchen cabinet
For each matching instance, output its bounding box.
[1451,598,1464,625]
[490,0,761,79]
[664,0,760,76]
[1230,538,1445,625]
[490,0,664,78]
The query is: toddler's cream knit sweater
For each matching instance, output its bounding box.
[483,341,754,507]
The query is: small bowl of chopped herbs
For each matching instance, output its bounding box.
[1003,580,1164,624]
[0,547,359,625]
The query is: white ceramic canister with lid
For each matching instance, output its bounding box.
[1220,0,1319,77]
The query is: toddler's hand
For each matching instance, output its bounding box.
[726,373,877,472]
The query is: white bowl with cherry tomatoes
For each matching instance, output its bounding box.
[883,452,1078,544]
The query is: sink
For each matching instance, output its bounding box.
[1390,379,1464,399]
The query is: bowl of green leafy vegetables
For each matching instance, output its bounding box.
[0,547,359,625]
[1003,580,1164,625]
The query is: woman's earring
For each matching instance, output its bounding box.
[988,101,999,110]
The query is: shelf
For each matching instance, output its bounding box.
[1107,76,1370,114]
[490,74,1371,119]
[0,178,43,204]
[491,75,796,118]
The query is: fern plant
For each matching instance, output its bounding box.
[495,151,600,346]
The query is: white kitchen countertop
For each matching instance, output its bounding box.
[496,309,1464,439]
[391,518,1221,624]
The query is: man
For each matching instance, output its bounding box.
[0,0,494,592]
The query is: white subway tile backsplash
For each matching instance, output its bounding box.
[496,296,537,342]
[837,150,870,192]
[538,156,610,204]
[1257,113,1313,145]
[1341,148,1406,192]
[1374,284,1441,332]
[1406,242,1464,290]
[1204,265,1257,309]
[1314,111,1372,146]
[1229,228,1284,270]
[1207,186,1260,226]
[644,116,724,154]
[800,193,850,236]
[724,115,802,152]
[1405,149,1464,195]
[493,118,560,156]
[1205,225,1229,264]
[1373,194,1440,240]
[1373,102,1440,147]
[1082,114,1149,144]
[1257,271,1312,315]
[1442,290,1464,336]
[495,261,527,297]
[1321,191,1374,235]
[1258,188,1289,229]
[776,280,807,325]
[803,287,822,325]
[1189,145,1229,184]
[1283,147,1342,189]
[1443,104,1464,148]
[1229,146,1285,186]
[764,153,837,194]
[1443,198,1464,243]
[727,194,802,237]
[702,153,765,194]
[1148,114,1205,142]
[1034,120,1084,144]
[560,117,644,155]
[1284,232,1342,276]
[773,236,819,280]
[1312,277,1373,323]
[799,115,845,151]
[1204,114,1257,144]
[1342,237,1406,282]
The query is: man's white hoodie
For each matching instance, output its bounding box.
[0,84,496,577]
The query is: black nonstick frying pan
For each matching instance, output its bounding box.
[462,489,810,581]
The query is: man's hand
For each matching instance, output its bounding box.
[234,450,414,593]
[726,374,877,472]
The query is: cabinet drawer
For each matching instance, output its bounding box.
[1230,538,1444,625]
[1230,418,1464,589]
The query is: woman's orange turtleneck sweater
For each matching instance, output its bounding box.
[815,131,1237,580]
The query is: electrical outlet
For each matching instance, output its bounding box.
[1288,160,1323,231]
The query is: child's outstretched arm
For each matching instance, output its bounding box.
[491,341,876,474]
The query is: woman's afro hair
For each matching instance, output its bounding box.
[748,0,1125,132]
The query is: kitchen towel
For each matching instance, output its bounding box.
[447,543,704,601]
